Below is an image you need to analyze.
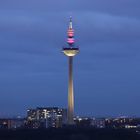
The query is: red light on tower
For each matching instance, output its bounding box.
[67,29,74,37]
[67,38,75,44]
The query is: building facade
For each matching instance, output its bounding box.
[27,107,67,128]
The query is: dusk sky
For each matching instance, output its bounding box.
[0,0,140,117]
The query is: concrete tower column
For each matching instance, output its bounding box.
[68,56,74,124]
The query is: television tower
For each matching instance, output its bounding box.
[62,17,79,125]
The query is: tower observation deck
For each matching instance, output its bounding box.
[62,17,79,125]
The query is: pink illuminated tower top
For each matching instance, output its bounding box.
[63,17,79,56]
[67,17,75,46]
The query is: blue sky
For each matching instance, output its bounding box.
[0,0,140,117]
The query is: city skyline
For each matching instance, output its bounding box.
[0,0,140,117]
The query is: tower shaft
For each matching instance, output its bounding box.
[68,56,74,124]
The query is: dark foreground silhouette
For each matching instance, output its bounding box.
[0,128,139,140]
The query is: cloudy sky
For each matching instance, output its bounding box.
[0,0,140,117]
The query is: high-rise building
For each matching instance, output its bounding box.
[27,107,67,128]
[27,109,37,121]
[62,17,79,125]
[36,107,67,128]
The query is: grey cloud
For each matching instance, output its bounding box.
[0,0,140,18]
